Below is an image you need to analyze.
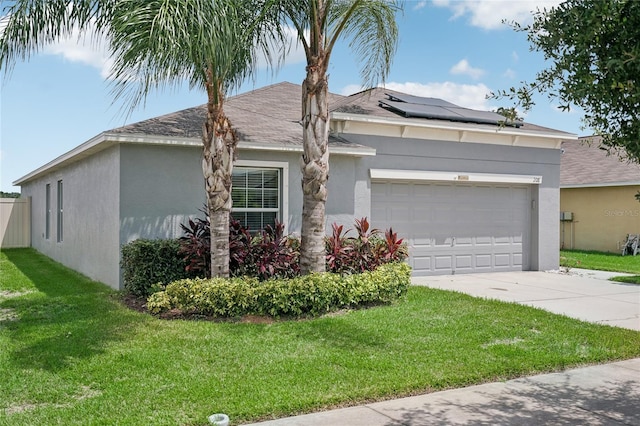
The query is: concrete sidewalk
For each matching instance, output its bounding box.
[242,271,640,425]
[244,358,640,425]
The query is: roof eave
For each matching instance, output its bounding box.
[561,182,640,189]
[330,111,577,149]
[13,132,375,186]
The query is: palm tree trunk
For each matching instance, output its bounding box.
[300,63,329,274]
[202,87,237,278]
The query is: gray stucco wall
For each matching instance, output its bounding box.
[21,145,121,288]
[119,144,206,244]
[340,134,561,271]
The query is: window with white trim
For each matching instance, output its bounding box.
[56,180,63,242]
[231,167,281,231]
[45,183,51,239]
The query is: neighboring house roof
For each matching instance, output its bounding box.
[561,136,640,188]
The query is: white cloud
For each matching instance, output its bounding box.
[413,1,428,11]
[36,21,304,80]
[43,29,113,78]
[379,81,493,110]
[340,84,366,96]
[433,0,564,30]
[262,26,307,69]
[450,59,484,80]
[503,68,516,79]
[511,51,519,62]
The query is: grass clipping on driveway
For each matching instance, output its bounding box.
[2,248,639,425]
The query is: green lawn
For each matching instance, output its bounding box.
[560,249,640,283]
[2,248,639,425]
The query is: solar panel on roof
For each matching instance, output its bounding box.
[385,93,458,108]
[380,101,465,121]
[380,93,523,127]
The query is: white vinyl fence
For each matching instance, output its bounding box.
[1,198,31,248]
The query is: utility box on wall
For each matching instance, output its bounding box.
[560,211,573,221]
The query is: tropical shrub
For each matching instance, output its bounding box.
[178,213,408,279]
[325,217,408,274]
[121,238,193,297]
[179,211,299,281]
[229,220,300,280]
[146,262,411,318]
[178,206,211,278]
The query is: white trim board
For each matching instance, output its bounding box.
[370,169,542,185]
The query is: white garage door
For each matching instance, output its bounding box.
[372,181,531,275]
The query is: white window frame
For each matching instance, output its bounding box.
[56,179,63,243]
[232,160,289,232]
[45,183,51,240]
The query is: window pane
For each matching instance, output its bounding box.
[246,189,263,208]
[244,212,263,231]
[263,189,278,208]
[45,184,51,240]
[247,171,263,188]
[231,186,246,208]
[57,180,63,243]
[232,170,247,187]
[262,170,278,189]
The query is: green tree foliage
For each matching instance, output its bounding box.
[0,191,21,198]
[493,0,640,162]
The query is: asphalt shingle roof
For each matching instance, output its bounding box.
[111,81,351,148]
[561,136,640,186]
[111,81,572,150]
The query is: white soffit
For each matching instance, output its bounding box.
[331,112,576,149]
[370,169,542,185]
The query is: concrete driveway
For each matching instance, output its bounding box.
[412,269,640,331]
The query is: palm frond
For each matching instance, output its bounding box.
[108,0,284,113]
[327,0,401,88]
[0,0,109,76]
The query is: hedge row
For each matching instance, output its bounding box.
[146,262,411,318]
[121,239,195,297]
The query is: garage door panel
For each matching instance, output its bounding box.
[390,183,410,196]
[476,254,492,267]
[413,237,432,247]
[413,256,432,270]
[475,236,492,245]
[434,256,452,271]
[455,255,472,269]
[372,181,530,275]
[494,254,512,267]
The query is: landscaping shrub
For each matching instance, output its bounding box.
[179,212,407,280]
[146,262,412,318]
[179,211,299,281]
[325,217,408,274]
[229,220,300,280]
[121,239,194,297]
[178,208,211,278]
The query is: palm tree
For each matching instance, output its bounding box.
[281,0,401,274]
[0,0,282,278]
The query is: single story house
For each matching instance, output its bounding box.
[560,136,640,253]
[15,82,575,290]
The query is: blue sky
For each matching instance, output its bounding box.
[0,0,581,192]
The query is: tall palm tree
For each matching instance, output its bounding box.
[281,0,401,274]
[0,0,282,278]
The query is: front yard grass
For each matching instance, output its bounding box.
[560,249,640,283]
[2,248,639,425]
